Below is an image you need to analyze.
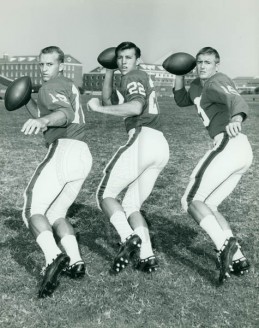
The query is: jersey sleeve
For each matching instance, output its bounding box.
[40,84,75,124]
[110,90,119,105]
[173,87,194,107]
[206,79,249,119]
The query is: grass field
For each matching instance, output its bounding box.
[0,95,258,328]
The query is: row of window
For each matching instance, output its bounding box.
[0,71,75,80]
[0,64,75,71]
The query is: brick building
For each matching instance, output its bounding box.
[82,63,196,96]
[0,54,83,88]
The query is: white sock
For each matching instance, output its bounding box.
[200,215,227,250]
[60,235,82,266]
[36,230,62,266]
[110,211,134,243]
[134,226,154,259]
[224,229,244,261]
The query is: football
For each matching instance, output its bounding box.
[97,47,118,69]
[162,52,196,75]
[5,76,32,111]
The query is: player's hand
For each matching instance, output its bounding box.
[21,118,48,135]
[225,121,242,137]
[87,98,101,112]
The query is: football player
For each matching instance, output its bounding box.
[21,46,92,297]
[173,47,253,283]
[87,42,169,274]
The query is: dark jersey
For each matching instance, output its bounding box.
[173,72,249,138]
[112,69,162,133]
[37,75,86,146]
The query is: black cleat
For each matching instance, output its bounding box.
[63,261,86,279]
[135,256,159,273]
[39,253,70,298]
[112,234,142,274]
[217,237,238,283]
[232,258,250,276]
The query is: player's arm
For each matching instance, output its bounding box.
[87,98,142,117]
[25,98,39,118]
[173,76,193,107]
[21,110,67,135]
[174,76,185,91]
[102,69,119,105]
[207,81,248,137]
[226,113,246,137]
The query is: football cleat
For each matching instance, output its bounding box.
[135,256,159,273]
[62,261,86,279]
[112,234,142,274]
[38,253,70,298]
[217,237,238,283]
[232,258,250,276]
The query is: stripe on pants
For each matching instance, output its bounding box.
[186,133,229,205]
[23,140,59,220]
[96,127,141,208]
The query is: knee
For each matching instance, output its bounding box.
[204,201,218,212]
[48,212,66,226]
[122,200,140,219]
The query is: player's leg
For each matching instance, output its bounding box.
[22,142,70,297]
[206,174,251,275]
[22,142,66,267]
[48,182,86,279]
[96,128,143,243]
[123,166,166,272]
[182,133,238,281]
[183,133,253,281]
[204,133,253,275]
[123,128,170,273]
[47,140,93,279]
[97,128,150,272]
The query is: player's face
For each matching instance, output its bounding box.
[39,52,64,82]
[117,48,140,75]
[196,54,219,81]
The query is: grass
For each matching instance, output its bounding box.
[0,95,258,328]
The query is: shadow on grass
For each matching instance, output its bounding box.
[142,211,219,286]
[1,204,219,285]
[69,204,220,286]
[1,204,115,277]
[1,207,39,277]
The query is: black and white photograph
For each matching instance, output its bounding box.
[0,0,258,327]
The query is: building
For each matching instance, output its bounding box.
[0,54,83,88]
[233,76,259,94]
[82,63,196,96]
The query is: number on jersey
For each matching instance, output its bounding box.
[49,93,69,104]
[127,82,146,96]
[220,85,240,96]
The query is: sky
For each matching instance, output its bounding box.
[0,0,258,78]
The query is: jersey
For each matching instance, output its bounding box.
[112,69,162,133]
[173,73,249,138]
[37,75,86,147]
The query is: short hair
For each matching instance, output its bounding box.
[196,47,220,63]
[39,46,65,63]
[115,42,141,59]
